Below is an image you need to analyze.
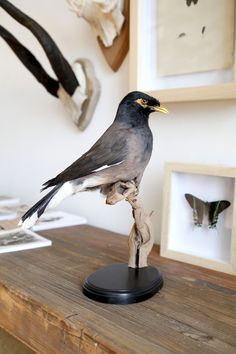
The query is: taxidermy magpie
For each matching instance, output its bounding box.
[20,91,168,228]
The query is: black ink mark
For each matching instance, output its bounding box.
[186,0,199,6]
[202,26,206,35]
[178,33,186,38]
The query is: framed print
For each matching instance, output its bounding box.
[161,163,236,274]
[129,0,236,102]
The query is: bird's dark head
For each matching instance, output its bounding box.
[116,91,168,124]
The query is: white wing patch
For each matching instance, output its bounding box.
[93,160,124,173]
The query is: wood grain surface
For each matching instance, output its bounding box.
[0,225,235,354]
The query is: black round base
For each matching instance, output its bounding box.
[83,263,163,304]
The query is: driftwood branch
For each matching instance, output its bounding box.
[106,181,154,268]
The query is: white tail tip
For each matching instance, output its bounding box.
[18,219,23,226]
[18,213,38,229]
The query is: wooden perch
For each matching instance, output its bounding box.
[106,181,154,268]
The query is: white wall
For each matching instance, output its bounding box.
[1,0,236,242]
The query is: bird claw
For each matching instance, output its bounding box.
[105,180,138,205]
[119,181,138,198]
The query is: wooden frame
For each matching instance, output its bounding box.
[161,163,236,275]
[129,0,236,102]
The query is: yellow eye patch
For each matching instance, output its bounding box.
[135,98,148,108]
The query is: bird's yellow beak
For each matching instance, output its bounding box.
[152,105,169,114]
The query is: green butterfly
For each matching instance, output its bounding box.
[185,193,230,229]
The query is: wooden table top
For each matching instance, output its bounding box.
[0,225,235,354]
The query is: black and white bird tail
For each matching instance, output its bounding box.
[19,184,62,229]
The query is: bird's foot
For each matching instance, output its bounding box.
[119,180,138,198]
[105,180,138,205]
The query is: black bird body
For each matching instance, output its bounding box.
[44,120,153,188]
[20,91,167,228]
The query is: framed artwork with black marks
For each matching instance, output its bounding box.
[161,163,236,275]
[130,0,236,102]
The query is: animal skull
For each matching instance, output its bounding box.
[68,0,125,47]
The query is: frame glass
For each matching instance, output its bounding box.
[130,0,236,102]
[161,163,236,274]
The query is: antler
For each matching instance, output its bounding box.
[0,0,100,130]
[0,25,59,97]
[0,0,78,96]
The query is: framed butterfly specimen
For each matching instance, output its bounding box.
[184,193,231,229]
[161,163,236,275]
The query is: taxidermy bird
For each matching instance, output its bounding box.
[20,91,168,229]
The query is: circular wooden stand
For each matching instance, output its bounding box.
[83,263,163,304]
[83,181,164,304]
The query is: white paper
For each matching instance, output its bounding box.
[32,211,87,231]
[0,196,20,207]
[137,0,234,91]
[0,210,17,221]
[157,0,235,76]
[0,228,51,254]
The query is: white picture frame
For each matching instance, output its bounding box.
[161,163,236,275]
[129,0,236,102]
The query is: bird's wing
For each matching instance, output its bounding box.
[42,124,128,189]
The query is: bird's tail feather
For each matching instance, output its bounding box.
[20,184,62,229]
